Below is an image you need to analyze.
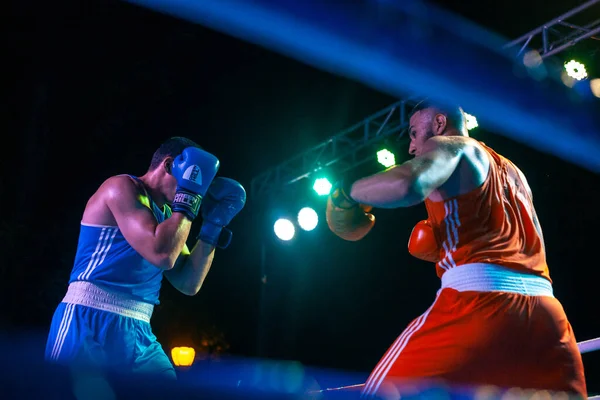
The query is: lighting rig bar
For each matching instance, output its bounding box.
[250,1,600,199]
[250,99,420,199]
[503,0,600,59]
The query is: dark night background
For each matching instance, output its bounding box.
[3,0,599,395]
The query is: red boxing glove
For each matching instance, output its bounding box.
[326,196,375,241]
[408,220,440,263]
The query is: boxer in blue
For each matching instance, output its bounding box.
[44,137,246,391]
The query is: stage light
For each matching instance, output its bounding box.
[523,50,543,69]
[297,207,318,231]
[561,71,576,88]
[377,149,395,167]
[464,112,478,130]
[590,79,600,98]
[171,347,196,367]
[564,60,587,81]
[274,218,295,241]
[521,50,548,82]
[313,177,332,196]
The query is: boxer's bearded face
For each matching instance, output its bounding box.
[408,111,436,157]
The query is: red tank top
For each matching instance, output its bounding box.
[424,143,551,282]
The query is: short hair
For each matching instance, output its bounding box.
[409,99,466,134]
[149,136,202,170]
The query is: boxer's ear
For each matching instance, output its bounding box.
[163,157,173,174]
[433,113,447,136]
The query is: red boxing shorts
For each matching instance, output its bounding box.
[361,263,586,398]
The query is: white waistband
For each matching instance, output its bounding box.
[441,263,554,297]
[62,281,154,323]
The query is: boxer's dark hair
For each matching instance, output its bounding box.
[410,99,466,133]
[149,136,202,170]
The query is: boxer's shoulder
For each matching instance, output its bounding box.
[463,139,491,170]
[81,174,142,227]
[428,135,486,159]
[421,136,489,178]
[426,138,490,201]
[100,175,153,205]
[102,174,141,195]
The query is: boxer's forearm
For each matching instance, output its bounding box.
[153,213,194,268]
[351,139,463,208]
[164,241,216,296]
[350,165,424,208]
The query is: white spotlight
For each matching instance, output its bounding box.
[464,112,478,130]
[297,207,318,231]
[564,60,587,81]
[274,218,295,241]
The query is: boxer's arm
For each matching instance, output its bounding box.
[350,136,464,208]
[103,176,192,270]
[164,241,216,296]
[514,166,547,249]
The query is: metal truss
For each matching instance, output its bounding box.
[250,0,600,199]
[503,0,600,59]
[250,100,419,199]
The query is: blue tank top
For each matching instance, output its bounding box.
[68,176,172,305]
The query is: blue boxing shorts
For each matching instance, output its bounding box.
[44,281,175,380]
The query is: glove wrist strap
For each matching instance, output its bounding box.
[198,222,233,249]
[331,179,358,209]
[172,188,202,220]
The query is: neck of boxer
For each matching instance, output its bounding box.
[139,172,169,210]
[442,129,465,137]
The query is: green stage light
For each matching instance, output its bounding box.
[377,149,395,168]
[313,177,332,196]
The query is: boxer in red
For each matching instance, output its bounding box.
[326,100,587,398]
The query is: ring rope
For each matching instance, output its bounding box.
[577,336,600,354]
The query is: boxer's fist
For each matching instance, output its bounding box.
[199,177,246,248]
[171,147,220,221]
[172,147,220,196]
[408,220,440,263]
[330,179,358,209]
[326,196,375,241]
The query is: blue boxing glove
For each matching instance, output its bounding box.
[198,177,246,248]
[171,147,220,221]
